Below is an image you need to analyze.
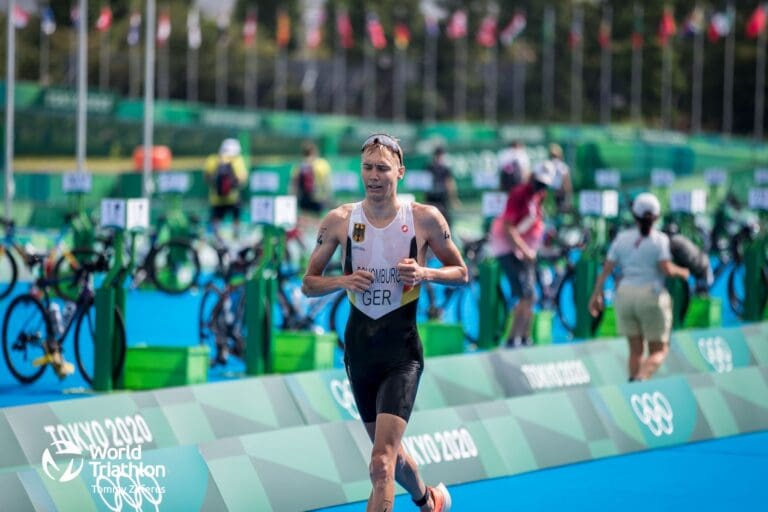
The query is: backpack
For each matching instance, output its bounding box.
[669,234,710,280]
[297,163,315,199]
[215,160,237,196]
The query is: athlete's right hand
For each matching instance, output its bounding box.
[344,270,374,292]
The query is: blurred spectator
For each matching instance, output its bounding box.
[291,141,332,215]
[204,138,248,240]
[497,140,531,191]
[424,146,461,227]
[548,143,573,212]
[489,161,555,347]
[589,193,689,381]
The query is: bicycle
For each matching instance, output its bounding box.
[2,250,126,385]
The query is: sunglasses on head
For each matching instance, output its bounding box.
[361,134,403,166]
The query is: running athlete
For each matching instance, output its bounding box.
[302,134,467,512]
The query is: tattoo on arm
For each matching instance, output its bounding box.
[443,230,451,240]
[316,228,328,245]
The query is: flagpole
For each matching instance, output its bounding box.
[76,0,87,174]
[631,4,643,125]
[661,39,673,130]
[723,2,735,135]
[755,22,767,140]
[454,36,467,119]
[129,15,141,99]
[600,5,612,125]
[187,45,198,102]
[245,43,258,109]
[423,29,436,122]
[216,35,229,106]
[333,34,346,115]
[143,0,156,197]
[275,45,287,111]
[99,31,110,90]
[571,6,583,126]
[39,25,50,86]
[158,21,169,101]
[5,0,16,217]
[363,39,376,119]
[485,43,498,124]
[691,6,704,134]
[393,47,405,121]
[542,7,555,119]
[304,55,317,113]
[513,55,525,122]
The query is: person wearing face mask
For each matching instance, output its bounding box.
[588,193,690,381]
[489,161,555,348]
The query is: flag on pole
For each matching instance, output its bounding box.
[303,4,325,50]
[12,5,29,28]
[216,11,231,43]
[598,12,611,49]
[500,12,526,46]
[243,9,257,47]
[157,10,172,46]
[188,8,202,49]
[394,21,411,50]
[708,11,732,43]
[746,5,768,39]
[95,6,113,32]
[277,9,291,48]
[682,7,704,37]
[632,7,644,49]
[41,7,56,35]
[366,12,387,50]
[446,10,467,40]
[658,6,677,46]
[569,12,582,49]
[337,9,354,49]
[127,12,141,46]
[476,15,498,48]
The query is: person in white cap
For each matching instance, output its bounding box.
[204,138,248,240]
[589,192,689,381]
[489,161,556,347]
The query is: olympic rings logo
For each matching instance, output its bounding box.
[330,378,360,420]
[95,471,163,512]
[697,336,733,374]
[630,391,675,437]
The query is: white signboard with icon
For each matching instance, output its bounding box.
[595,169,621,189]
[249,172,281,193]
[651,169,676,187]
[100,199,126,228]
[404,171,434,191]
[482,191,508,218]
[748,187,768,210]
[670,189,707,214]
[126,198,150,230]
[62,172,93,193]
[331,171,359,192]
[704,168,727,187]
[251,195,297,227]
[579,190,619,218]
[755,168,768,185]
[157,173,190,193]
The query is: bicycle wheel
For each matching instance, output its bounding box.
[0,246,18,300]
[148,239,200,295]
[73,303,127,386]
[52,249,101,301]
[329,292,349,350]
[555,268,576,335]
[2,294,52,383]
[727,263,746,318]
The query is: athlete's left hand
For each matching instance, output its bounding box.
[397,258,426,286]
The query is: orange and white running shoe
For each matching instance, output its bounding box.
[431,483,452,512]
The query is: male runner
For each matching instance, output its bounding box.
[302,134,467,511]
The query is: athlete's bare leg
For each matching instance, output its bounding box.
[365,415,436,511]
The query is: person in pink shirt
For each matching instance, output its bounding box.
[489,161,555,347]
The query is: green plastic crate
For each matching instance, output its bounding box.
[123,345,209,390]
[532,310,553,345]
[683,296,722,328]
[596,306,618,338]
[418,322,464,357]
[271,331,336,373]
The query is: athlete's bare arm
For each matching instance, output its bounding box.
[397,203,468,287]
[301,205,374,297]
